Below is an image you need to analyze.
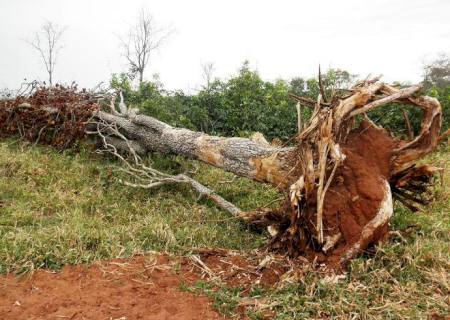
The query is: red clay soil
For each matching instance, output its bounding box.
[0,255,228,320]
[320,121,397,263]
[188,249,292,288]
[282,121,399,266]
[0,251,306,320]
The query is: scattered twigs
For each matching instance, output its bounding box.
[189,255,217,279]
[93,94,243,218]
[219,259,261,276]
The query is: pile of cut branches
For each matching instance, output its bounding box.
[0,84,98,149]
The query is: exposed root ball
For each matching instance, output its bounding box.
[266,122,397,265]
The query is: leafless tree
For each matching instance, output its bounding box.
[28,21,66,85]
[120,8,172,84]
[423,53,450,89]
[201,62,215,90]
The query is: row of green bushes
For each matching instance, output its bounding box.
[111,61,449,141]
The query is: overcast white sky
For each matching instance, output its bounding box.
[0,0,449,91]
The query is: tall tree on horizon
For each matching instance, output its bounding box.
[28,21,66,85]
[119,8,172,85]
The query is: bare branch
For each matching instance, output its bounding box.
[402,109,414,140]
[94,94,242,217]
[318,65,328,103]
[349,84,422,117]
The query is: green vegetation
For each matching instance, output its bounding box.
[111,57,449,142]
[110,64,359,141]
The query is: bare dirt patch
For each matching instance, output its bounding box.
[187,248,294,288]
[0,255,227,320]
[0,251,315,319]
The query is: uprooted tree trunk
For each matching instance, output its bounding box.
[90,81,443,265]
[0,80,444,266]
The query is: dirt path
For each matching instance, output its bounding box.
[0,255,226,320]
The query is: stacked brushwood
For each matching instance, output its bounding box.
[0,84,98,149]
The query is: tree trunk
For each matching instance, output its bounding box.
[96,110,298,189]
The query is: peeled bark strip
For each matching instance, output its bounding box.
[340,180,393,263]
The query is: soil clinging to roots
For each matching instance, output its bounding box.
[266,121,397,267]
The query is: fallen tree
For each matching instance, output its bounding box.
[0,80,445,266]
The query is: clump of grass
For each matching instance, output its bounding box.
[182,280,243,317]
[0,139,278,274]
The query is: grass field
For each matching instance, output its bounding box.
[0,138,449,319]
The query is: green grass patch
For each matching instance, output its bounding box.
[0,139,278,274]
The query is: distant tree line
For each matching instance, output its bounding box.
[111,57,449,142]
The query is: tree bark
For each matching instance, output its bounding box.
[96,110,298,189]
